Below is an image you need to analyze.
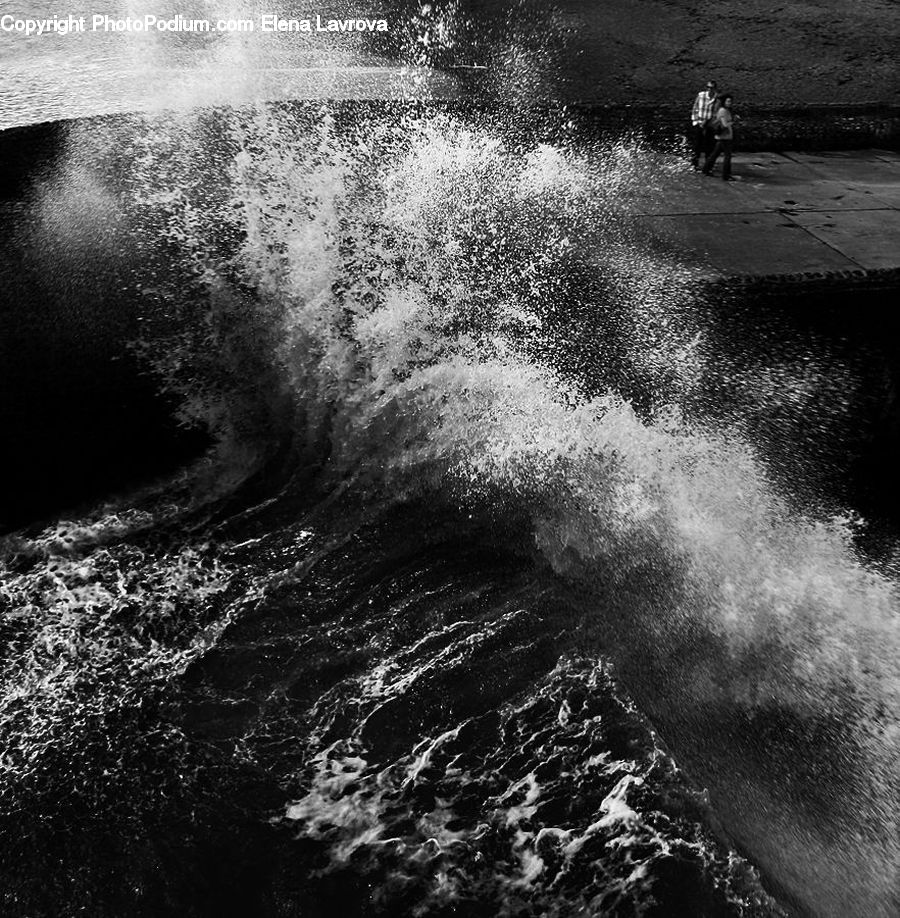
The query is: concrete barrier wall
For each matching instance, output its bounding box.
[3,101,899,201]
[561,102,900,152]
[0,121,67,200]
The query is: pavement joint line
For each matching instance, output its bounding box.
[782,213,867,271]
[629,207,897,217]
[630,212,778,218]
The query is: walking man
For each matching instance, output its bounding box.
[690,80,717,170]
[703,94,736,181]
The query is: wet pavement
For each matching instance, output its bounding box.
[628,149,900,278]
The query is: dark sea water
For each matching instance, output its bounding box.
[2,6,900,918]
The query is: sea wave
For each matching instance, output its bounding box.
[2,103,899,915]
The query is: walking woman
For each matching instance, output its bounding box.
[702,95,736,181]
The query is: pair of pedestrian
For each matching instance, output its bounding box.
[690,81,736,181]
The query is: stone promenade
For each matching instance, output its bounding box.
[628,149,900,279]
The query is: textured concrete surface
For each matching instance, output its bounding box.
[541,0,900,105]
[630,149,900,277]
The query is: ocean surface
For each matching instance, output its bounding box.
[2,4,900,917]
[0,0,467,129]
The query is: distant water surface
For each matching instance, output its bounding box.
[0,0,460,128]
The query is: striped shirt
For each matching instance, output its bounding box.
[691,91,716,126]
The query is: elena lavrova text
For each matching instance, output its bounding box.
[1,14,390,37]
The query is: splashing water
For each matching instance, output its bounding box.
[4,98,900,916]
[100,103,900,912]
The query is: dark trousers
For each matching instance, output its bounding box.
[690,122,714,168]
[703,139,733,179]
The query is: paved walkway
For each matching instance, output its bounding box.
[628,149,900,278]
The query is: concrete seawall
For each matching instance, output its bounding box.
[565,102,900,153]
[3,101,900,196]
